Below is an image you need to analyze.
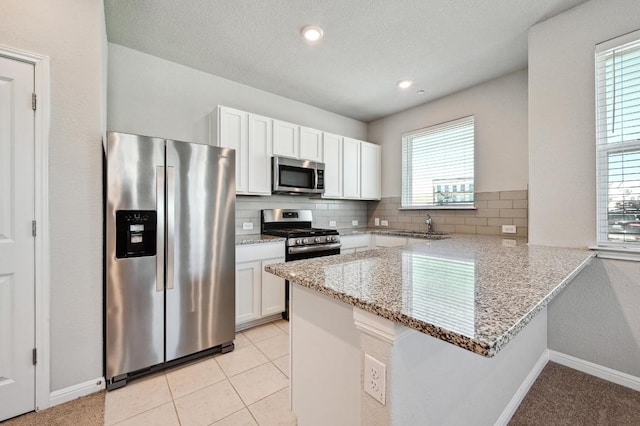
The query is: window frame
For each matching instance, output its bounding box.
[595,29,640,248]
[401,115,475,210]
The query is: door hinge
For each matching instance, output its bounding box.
[32,348,37,365]
[32,220,37,237]
[32,93,37,111]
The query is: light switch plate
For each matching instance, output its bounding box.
[329,220,337,227]
[374,218,380,226]
[352,220,359,226]
[381,220,389,227]
[242,222,254,230]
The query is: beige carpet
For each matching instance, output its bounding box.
[1,391,105,426]
[510,361,640,425]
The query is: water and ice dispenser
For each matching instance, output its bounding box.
[115,210,157,258]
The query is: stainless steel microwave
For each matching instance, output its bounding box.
[272,156,325,195]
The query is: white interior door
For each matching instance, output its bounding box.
[0,56,36,421]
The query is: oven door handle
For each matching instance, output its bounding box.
[288,243,342,255]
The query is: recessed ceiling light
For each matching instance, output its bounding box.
[417,90,425,95]
[397,80,413,89]
[301,25,324,42]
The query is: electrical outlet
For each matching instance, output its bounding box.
[364,354,386,405]
[374,218,380,226]
[502,225,516,234]
[329,220,337,227]
[381,220,389,227]
[242,222,254,230]
[352,220,359,226]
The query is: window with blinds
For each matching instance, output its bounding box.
[401,116,474,209]
[596,30,640,246]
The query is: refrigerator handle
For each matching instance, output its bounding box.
[156,166,165,292]
[166,166,175,290]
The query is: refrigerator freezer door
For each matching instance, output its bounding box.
[105,132,166,380]
[165,140,236,361]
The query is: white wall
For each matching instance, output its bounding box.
[367,69,528,198]
[529,0,640,377]
[0,1,105,391]
[548,258,640,377]
[108,43,367,143]
[528,0,640,247]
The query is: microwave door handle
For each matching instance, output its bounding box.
[315,168,319,191]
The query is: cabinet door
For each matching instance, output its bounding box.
[236,261,261,325]
[300,126,323,162]
[373,235,407,248]
[248,113,273,195]
[322,132,342,198]
[360,142,381,200]
[261,257,286,316]
[342,137,361,199]
[273,119,300,158]
[218,106,248,193]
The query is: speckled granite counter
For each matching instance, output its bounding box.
[339,227,450,240]
[235,234,285,245]
[265,234,594,357]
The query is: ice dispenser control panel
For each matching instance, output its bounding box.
[115,210,157,258]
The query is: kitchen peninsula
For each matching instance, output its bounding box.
[265,234,594,425]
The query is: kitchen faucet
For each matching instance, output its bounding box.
[425,213,433,233]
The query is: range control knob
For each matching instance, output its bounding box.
[327,236,334,242]
[314,237,321,243]
[296,239,303,245]
[303,238,309,244]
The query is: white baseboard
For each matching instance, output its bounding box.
[494,349,550,426]
[549,350,640,392]
[48,377,105,407]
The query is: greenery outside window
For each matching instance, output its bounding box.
[401,116,475,209]
[596,30,640,246]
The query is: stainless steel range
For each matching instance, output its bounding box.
[261,209,341,318]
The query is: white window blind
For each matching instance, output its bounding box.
[596,30,640,246]
[402,116,474,209]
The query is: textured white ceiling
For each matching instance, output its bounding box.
[104,0,588,123]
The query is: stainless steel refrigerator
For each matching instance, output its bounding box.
[104,131,235,390]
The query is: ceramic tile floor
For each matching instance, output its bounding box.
[104,320,296,426]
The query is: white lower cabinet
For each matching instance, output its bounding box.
[340,234,372,254]
[236,242,285,329]
[372,235,408,248]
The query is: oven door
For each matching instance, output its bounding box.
[286,245,341,262]
[272,156,324,195]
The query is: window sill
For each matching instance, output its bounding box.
[589,245,640,261]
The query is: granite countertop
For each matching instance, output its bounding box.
[338,227,450,240]
[235,234,285,245]
[236,227,446,246]
[265,234,594,357]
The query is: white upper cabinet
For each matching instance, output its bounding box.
[300,126,323,162]
[273,119,300,159]
[217,105,381,200]
[342,137,361,199]
[360,141,381,200]
[322,132,343,198]
[217,106,248,193]
[247,113,273,195]
[217,106,272,196]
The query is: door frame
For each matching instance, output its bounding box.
[0,45,51,411]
